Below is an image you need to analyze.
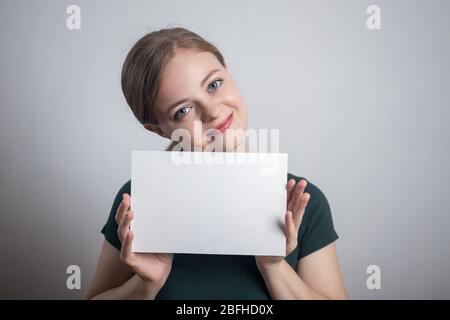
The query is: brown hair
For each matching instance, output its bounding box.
[121,27,226,127]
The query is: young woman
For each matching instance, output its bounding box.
[86,27,348,300]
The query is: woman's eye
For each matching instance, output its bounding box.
[172,79,223,121]
[207,79,223,92]
[174,105,192,120]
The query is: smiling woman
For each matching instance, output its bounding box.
[86,27,348,300]
[120,28,248,152]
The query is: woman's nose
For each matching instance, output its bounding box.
[199,102,221,123]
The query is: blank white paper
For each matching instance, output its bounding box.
[130,151,288,256]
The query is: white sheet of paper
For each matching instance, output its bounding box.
[130,151,288,256]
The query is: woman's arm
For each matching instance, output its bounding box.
[256,242,348,300]
[256,178,347,299]
[90,273,161,300]
[85,240,163,300]
[87,193,173,299]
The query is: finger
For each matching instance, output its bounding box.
[285,211,297,253]
[287,180,298,211]
[286,179,296,207]
[288,179,306,211]
[118,210,134,244]
[292,179,307,213]
[293,192,310,230]
[293,189,309,217]
[115,193,131,224]
[120,229,135,265]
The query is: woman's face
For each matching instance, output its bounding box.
[144,48,249,152]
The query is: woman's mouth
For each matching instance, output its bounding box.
[215,113,233,133]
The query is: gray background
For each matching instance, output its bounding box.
[0,0,449,299]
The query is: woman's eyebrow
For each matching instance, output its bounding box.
[200,68,220,87]
[165,69,221,113]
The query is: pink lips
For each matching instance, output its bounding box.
[214,113,233,133]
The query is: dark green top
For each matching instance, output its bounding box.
[101,173,339,299]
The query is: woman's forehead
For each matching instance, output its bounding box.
[162,49,223,81]
[156,49,225,106]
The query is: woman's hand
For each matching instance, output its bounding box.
[255,179,310,269]
[116,193,174,289]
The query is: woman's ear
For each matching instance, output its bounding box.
[143,122,170,139]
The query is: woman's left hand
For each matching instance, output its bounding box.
[255,178,310,268]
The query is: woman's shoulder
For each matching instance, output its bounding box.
[101,179,132,251]
[288,172,339,259]
[117,179,131,195]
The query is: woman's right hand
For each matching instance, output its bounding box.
[116,193,174,289]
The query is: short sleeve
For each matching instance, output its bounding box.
[289,175,339,260]
[100,179,131,251]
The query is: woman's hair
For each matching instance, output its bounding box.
[121,27,226,127]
